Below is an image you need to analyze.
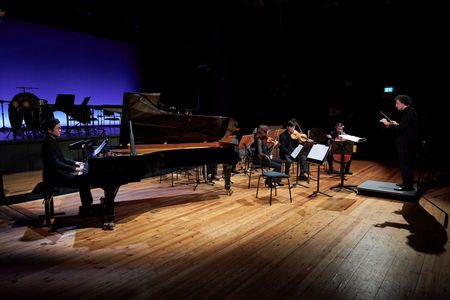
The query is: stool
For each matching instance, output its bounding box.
[31,182,65,227]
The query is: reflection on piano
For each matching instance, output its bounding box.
[87,92,240,230]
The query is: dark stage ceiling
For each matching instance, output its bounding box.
[0,1,436,44]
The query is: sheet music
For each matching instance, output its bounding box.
[93,139,108,157]
[306,144,329,163]
[339,134,367,143]
[290,144,303,159]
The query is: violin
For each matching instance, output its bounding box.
[290,130,308,143]
[266,137,279,147]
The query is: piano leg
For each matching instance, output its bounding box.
[223,163,233,195]
[100,185,120,230]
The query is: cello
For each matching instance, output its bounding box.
[331,135,353,164]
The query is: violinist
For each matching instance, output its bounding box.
[279,119,309,181]
[251,124,284,186]
[326,122,352,175]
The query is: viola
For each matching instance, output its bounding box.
[290,130,308,143]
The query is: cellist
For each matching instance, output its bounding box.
[326,122,353,175]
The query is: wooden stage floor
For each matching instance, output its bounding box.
[1,160,449,299]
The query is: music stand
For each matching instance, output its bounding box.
[329,140,357,193]
[290,143,308,189]
[306,144,332,197]
[238,134,254,171]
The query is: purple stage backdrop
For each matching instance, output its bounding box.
[0,17,141,127]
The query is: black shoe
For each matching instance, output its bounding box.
[345,171,353,175]
[276,182,284,186]
[396,183,403,187]
[327,169,334,175]
[394,186,414,192]
[298,174,308,181]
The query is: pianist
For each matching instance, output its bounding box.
[41,118,94,215]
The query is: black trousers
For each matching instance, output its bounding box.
[397,146,415,189]
[282,154,308,175]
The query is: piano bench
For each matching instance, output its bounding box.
[31,182,65,228]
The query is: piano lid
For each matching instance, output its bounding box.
[119,92,235,146]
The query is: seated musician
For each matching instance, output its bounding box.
[41,118,94,215]
[326,122,352,175]
[278,119,309,181]
[251,124,284,186]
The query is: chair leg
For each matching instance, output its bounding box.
[287,178,292,203]
[256,175,261,198]
[248,170,252,189]
[269,185,273,206]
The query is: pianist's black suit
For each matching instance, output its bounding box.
[41,135,93,207]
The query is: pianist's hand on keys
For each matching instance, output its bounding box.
[74,161,88,175]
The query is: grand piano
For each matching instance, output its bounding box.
[87,92,240,230]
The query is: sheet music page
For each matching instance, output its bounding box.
[290,144,303,159]
[93,139,108,157]
[339,134,367,143]
[306,144,329,162]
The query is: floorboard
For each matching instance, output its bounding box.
[1,160,449,299]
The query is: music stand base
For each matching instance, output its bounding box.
[330,174,348,180]
[308,190,332,198]
[330,184,358,193]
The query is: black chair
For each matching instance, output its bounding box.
[256,154,292,205]
[246,147,263,189]
[31,181,65,227]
